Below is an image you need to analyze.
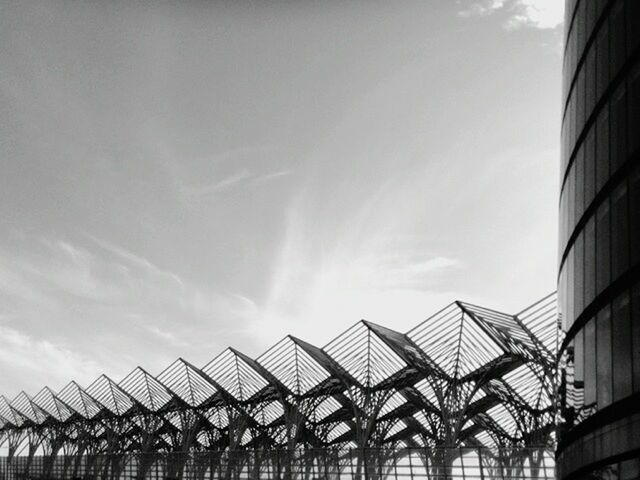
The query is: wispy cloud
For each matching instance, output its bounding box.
[251,185,463,348]
[458,0,506,18]
[458,0,564,30]
[0,233,260,395]
[0,0,561,399]
[248,170,293,186]
[130,317,189,348]
[403,256,460,275]
[0,324,103,394]
[85,234,184,288]
[180,169,293,199]
[194,169,252,195]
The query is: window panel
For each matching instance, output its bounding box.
[560,117,567,172]
[576,67,586,136]
[609,0,626,78]
[575,145,585,220]
[629,163,640,266]
[562,120,569,173]
[584,127,596,207]
[620,458,640,480]
[575,328,584,386]
[560,192,565,253]
[574,231,585,316]
[596,106,610,192]
[584,216,596,307]
[610,84,627,175]
[565,340,580,414]
[561,190,568,251]
[570,18,579,81]
[558,263,569,332]
[596,198,611,295]
[570,90,576,154]
[611,182,629,281]
[596,0,608,19]
[576,0,586,56]
[632,282,640,393]
[596,21,609,101]
[568,246,576,325]
[568,161,576,234]
[627,0,640,54]
[564,265,570,330]
[584,317,597,406]
[566,17,572,72]
[586,47,596,120]
[628,63,640,156]
[612,291,632,401]
[564,0,574,39]
[585,0,598,41]
[596,304,613,409]
[563,52,569,105]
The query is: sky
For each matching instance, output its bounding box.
[0,0,564,398]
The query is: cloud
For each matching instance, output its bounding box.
[249,188,463,349]
[505,0,564,30]
[179,169,293,199]
[0,324,103,394]
[405,256,461,275]
[184,169,252,197]
[248,170,293,186]
[137,322,188,347]
[85,234,184,288]
[458,0,564,30]
[312,252,461,291]
[458,0,506,18]
[0,233,260,395]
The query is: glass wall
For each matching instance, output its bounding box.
[558,0,640,478]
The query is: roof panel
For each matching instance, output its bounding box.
[32,387,75,422]
[157,358,218,407]
[57,381,104,419]
[118,367,174,411]
[324,322,406,388]
[202,348,269,402]
[85,375,135,415]
[0,293,558,450]
[516,293,560,359]
[0,395,23,427]
[11,391,50,424]
[407,304,504,379]
[258,337,330,396]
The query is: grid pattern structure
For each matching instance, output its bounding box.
[0,448,556,480]
[557,0,640,478]
[0,294,559,479]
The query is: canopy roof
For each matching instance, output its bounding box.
[0,293,560,451]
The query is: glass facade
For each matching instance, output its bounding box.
[557,0,640,478]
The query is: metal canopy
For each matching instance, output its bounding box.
[0,293,560,459]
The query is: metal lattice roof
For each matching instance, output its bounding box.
[0,293,560,454]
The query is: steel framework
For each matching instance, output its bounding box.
[0,448,556,480]
[0,294,559,479]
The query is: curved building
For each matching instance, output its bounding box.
[557,0,640,479]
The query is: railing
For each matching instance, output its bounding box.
[0,448,555,480]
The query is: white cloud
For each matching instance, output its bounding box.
[0,324,103,394]
[248,170,293,186]
[249,191,463,349]
[184,169,252,197]
[506,0,564,30]
[459,0,564,30]
[458,0,506,18]
[0,233,260,395]
[179,169,293,200]
[85,234,184,288]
